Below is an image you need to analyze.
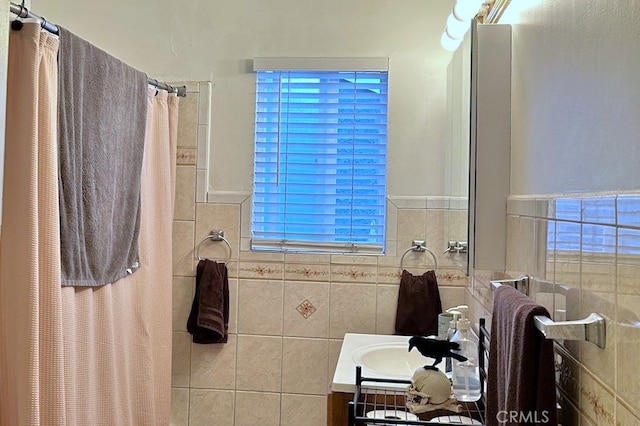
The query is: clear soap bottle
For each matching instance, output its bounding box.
[445,310,460,374]
[451,306,481,402]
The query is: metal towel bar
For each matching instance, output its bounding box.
[533,313,605,349]
[195,230,232,263]
[490,277,606,349]
[399,240,438,271]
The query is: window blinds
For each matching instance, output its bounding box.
[252,69,388,253]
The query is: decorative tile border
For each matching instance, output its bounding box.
[436,270,469,286]
[580,375,615,426]
[377,266,402,284]
[176,148,197,165]
[238,261,283,280]
[330,264,377,284]
[284,264,330,282]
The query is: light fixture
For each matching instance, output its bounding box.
[454,0,484,21]
[446,12,471,40]
[440,31,462,52]
[441,0,484,51]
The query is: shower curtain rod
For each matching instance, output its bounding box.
[9,2,187,97]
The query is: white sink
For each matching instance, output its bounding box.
[352,342,436,378]
[332,333,446,393]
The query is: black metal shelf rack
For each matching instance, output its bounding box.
[348,318,490,426]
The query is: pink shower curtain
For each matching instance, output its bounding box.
[59,88,178,425]
[0,22,178,426]
[0,23,66,425]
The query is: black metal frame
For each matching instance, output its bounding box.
[348,318,490,425]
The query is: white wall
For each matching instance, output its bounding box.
[32,0,457,197]
[509,0,640,195]
[0,1,10,221]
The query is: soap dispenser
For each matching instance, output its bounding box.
[451,305,481,402]
[438,306,462,340]
[446,308,461,341]
[444,309,461,373]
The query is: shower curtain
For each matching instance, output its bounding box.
[0,22,178,425]
[0,22,65,426]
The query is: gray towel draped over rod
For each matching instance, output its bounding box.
[9,2,187,97]
[195,230,232,263]
[490,276,606,349]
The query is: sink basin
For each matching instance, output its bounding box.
[332,334,447,392]
[352,342,436,378]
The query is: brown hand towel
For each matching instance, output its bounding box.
[394,269,443,337]
[487,285,558,426]
[187,259,229,344]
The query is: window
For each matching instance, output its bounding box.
[551,197,640,255]
[251,59,388,254]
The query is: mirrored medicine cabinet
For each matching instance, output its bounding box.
[444,21,512,276]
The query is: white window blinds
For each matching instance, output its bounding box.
[251,68,388,253]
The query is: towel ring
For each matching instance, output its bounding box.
[195,230,232,263]
[400,240,438,271]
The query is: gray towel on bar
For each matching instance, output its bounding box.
[57,26,148,286]
[487,285,558,426]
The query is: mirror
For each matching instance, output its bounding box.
[444,31,472,274]
[444,22,511,275]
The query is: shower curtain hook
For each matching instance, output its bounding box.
[11,0,28,30]
[18,0,28,18]
[151,79,159,96]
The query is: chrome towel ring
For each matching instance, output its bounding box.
[399,240,438,271]
[195,230,232,263]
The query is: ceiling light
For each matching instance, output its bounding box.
[446,13,471,40]
[441,0,483,50]
[441,31,463,51]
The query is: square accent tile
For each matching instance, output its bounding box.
[296,299,317,319]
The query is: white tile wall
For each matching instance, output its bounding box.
[170,81,470,425]
[467,193,640,425]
